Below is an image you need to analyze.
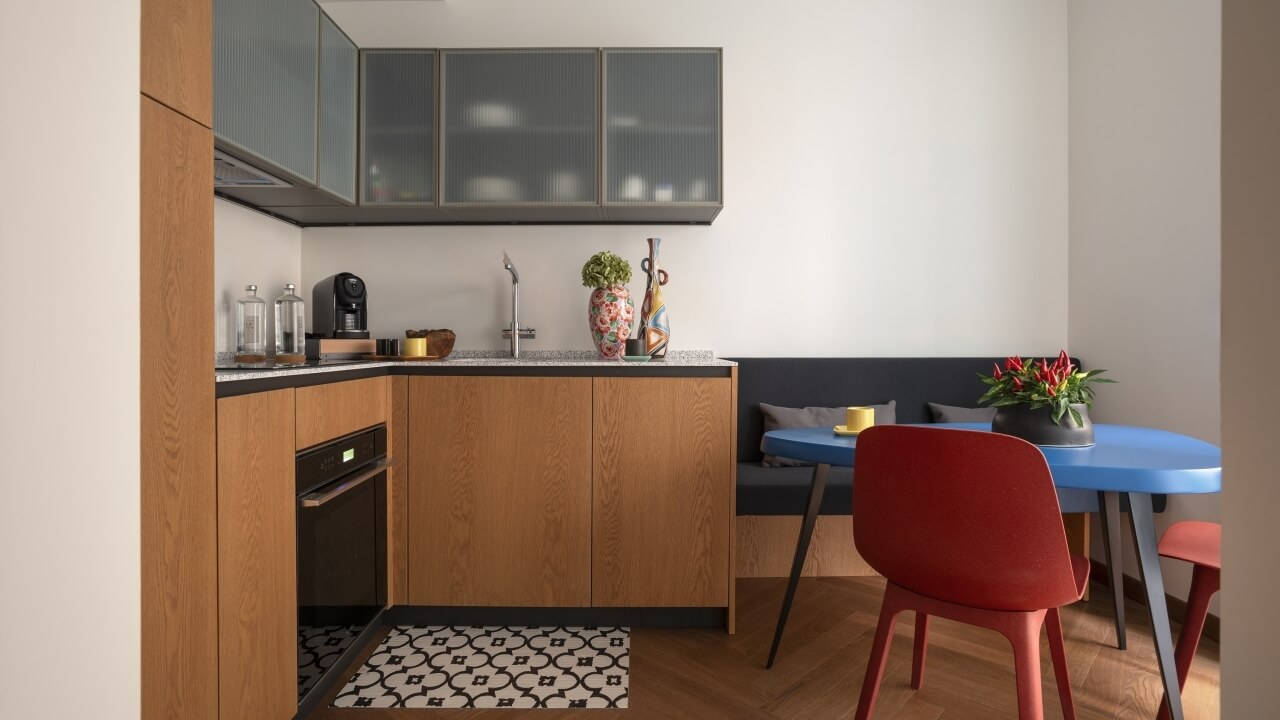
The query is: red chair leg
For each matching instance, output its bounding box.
[855,585,906,720]
[1045,607,1076,720]
[911,611,930,689]
[1157,565,1221,720]
[1005,612,1047,720]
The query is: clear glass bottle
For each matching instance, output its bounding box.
[274,283,306,364]
[234,284,268,363]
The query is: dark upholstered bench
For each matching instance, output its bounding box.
[729,357,1164,517]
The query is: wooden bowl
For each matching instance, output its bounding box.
[425,329,456,359]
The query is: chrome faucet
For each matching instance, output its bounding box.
[501,251,536,358]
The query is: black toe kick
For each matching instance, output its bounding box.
[383,605,727,629]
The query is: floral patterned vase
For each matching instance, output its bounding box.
[588,284,635,359]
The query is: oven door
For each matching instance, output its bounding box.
[296,460,387,701]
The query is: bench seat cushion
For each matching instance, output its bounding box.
[736,462,1165,516]
[737,462,854,515]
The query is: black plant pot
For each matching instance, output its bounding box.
[991,403,1095,447]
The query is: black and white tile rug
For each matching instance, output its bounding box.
[299,624,364,700]
[332,625,629,709]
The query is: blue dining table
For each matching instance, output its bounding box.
[761,422,1221,720]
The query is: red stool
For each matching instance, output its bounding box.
[1155,520,1221,720]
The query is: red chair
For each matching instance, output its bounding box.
[852,426,1089,720]
[1155,520,1221,720]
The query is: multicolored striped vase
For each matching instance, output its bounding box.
[641,237,670,357]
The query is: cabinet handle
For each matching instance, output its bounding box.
[300,460,394,508]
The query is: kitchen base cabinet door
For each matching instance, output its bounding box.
[408,377,592,607]
[217,389,296,720]
[592,378,732,607]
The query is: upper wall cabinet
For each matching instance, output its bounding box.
[603,49,722,223]
[441,49,600,222]
[317,15,358,204]
[214,0,359,209]
[214,0,318,184]
[253,47,723,226]
[362,51,437,207]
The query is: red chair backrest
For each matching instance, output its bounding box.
[853,426,1082,611]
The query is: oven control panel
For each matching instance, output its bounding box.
[296,425,387,495]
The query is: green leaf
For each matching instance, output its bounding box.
[1053,399,1067,423]
[1068,407,1084,428]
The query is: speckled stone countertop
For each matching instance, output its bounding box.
[214,350,735,383]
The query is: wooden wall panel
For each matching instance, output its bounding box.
[386,375,409,606]
[295,376,388,450]
[1064,512,1090,600]
[217,389,296,720]
[735,513,1090,581]
[140,95,216,720]
[728,367,738,633]
[593,377,732,607]
[408,376,592,607]
[736,516,875,578]
[141,0,212,127]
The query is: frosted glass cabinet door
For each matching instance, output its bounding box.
[214,0,319,183]
[442,50,597,205]
[317,16,357,204]
[362,51,436,205]
[604,50,721,205]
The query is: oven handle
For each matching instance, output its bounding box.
[299,459,393,509]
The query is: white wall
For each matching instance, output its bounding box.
[1222,1,1280,713]
[214,199,304,354]
[307,0,1069,357]
[1067,0,1221,608]
[0,3,141,719]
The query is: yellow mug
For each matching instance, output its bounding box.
[402,337,427,357]
[846,406,875,433]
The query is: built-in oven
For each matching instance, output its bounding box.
[295,425,388,711]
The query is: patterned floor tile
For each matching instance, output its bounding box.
[331,625,629,709]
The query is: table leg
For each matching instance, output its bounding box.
[1097,490,1127,650]
[766,462,830,668]
[1126,492,1184,720]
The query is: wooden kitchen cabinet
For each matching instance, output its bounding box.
[295,376,388,450]
[592,377,733,607]
[141,0,212,127]
[216,389,296,720]
[407,376,592,606]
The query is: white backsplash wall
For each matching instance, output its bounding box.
[305,0,1069,356]
[214,199,304,354]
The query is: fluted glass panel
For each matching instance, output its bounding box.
[362,51,436,205]
[604,50,720,204]
[442,50,597,205]
[214,0,318,182]
[318,16,357,203]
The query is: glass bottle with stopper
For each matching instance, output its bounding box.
[234,284,267,363]
[275,283,306,365]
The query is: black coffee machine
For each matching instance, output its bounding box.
[312,272,370,339]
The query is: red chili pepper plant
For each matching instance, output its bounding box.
[977,350,1115,428]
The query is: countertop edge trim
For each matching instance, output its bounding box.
[215,363,733,398]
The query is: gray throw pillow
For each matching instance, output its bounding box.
[759,400,897,467]
[928,402,997,423]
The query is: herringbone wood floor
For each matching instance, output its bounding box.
[305,577,1220,719]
